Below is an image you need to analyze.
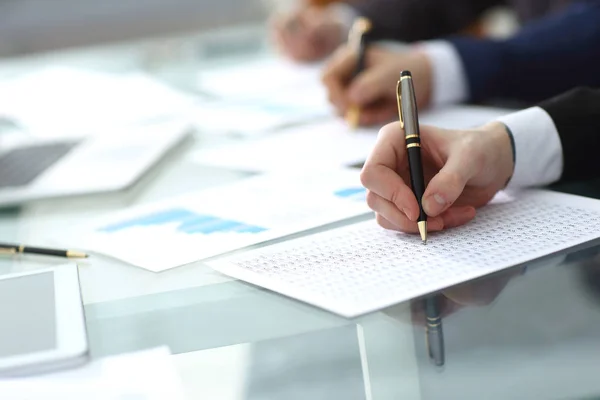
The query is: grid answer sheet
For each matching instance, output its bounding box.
[209,190,600,317]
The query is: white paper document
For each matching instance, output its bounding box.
[0,67,197,137]
[193,106,513,172]
[196,57,332,128]
[62,168,370,272]
[193,119,378,171]
[192,97,329,137]
[0,347,186,400]
[209,190,600,317]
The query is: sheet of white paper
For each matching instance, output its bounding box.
[193,119,378,171]
[197,57,324,99]
[0,67,197,137]
[192,97,329,137]
[196,57,333,129]
[0,347,186,400]
[60,168,370,272]
[209,190,600,317]
[193,106,513,172]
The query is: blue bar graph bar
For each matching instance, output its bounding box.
[186,219,243,235]
[100,209,198,233]
[334,187,366,201]
[98,208,266,235]
[234,225,268,234]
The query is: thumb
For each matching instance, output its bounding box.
[348,66,390,106]
[422,155,473,217]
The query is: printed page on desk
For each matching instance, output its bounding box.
[60,168,370,272]
[193,119,378,171]
[193,105,514,172]
[0,67,197,137]
[196,57,333,131]
[209,190,600,317]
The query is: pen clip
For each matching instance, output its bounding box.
[0,247,17,255]
[396,80,404,129]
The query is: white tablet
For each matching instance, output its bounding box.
[0,264,89,376]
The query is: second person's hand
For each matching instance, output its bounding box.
[271,6,347,62]
[360,121,515,233]
[322,45,433,126]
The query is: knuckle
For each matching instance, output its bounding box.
[389,187,404,208]
[365,190,379,209]
[359,168,372,187]
[442,170,464,191]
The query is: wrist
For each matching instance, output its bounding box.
[481,121,515,187]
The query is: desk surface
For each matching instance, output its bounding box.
[0,26,599,400]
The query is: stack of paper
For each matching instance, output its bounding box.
[58,168,370,272]
[0,347,186,400]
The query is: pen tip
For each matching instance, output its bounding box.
[66,250,89,259]
[345,106,360,129]
[418,221,428,243]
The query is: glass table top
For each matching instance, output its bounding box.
[0,24,599,400]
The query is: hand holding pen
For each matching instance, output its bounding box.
[359,87,514,234]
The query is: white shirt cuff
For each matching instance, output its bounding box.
[330,3,359,40]
[419,41,468,107]
[496,106,564,187]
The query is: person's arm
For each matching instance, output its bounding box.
[498,87,600,187]
[359,87,600,233]
[447,2,600,103]
[347,0,504,41]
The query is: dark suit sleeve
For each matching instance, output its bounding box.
[448,1,600,103]
[537,87,600,183]
[350,0,505,41]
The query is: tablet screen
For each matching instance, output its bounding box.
[0,272,56,357]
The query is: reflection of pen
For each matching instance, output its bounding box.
[345,17,372,129]
[396,70,427,243]
[0,243,88,259]
[425,296,445,366]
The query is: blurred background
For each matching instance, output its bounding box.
[0,0,273,57]
[0,0,516,58]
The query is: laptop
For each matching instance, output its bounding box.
[0,121,191,207]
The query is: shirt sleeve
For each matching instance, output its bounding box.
[419,40,468,107]
[495,107,563,188]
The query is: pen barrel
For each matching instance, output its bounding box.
[352,34,368,79]
[425,296,444,366]
[426,324,445,366]
[407,146,427,222]
[22,246,68,258]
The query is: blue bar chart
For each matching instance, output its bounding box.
[100,208,267,235]
[334,187,367,202]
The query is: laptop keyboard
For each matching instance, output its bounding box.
[0,142,79,188]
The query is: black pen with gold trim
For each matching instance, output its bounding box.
[396,70,427,242]
[0,243,88,259]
